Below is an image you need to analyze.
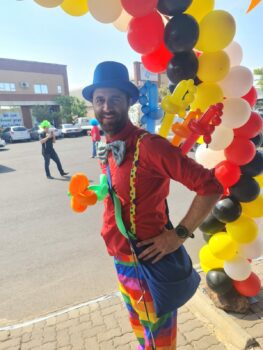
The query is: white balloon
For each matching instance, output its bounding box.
[89,0,122,23]
[113,9,132,32]
[219,66,253,98]
[221,98,251,129]
[195,143,226,169]
[209,125,234,151]
[238,235,263,259]
[224,41,243,67]
[224,256,251,281]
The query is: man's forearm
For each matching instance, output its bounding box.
[40,136,49,144]
[180,194,221,233]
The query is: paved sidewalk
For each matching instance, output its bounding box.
[0,260,262,350]
[0,296,227,350]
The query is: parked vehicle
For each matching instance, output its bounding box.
[61,124,82,137]
[0,138,6,149]
[75,117,103,136]
[1,126,31,143]
[29,126,63,141]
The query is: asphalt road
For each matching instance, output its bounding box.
[0,136,205,326]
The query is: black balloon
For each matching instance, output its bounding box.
[202,232,213,243]
[199,213,226,234]
[164,13,199,53]
[168,83,176,94]
[251,132,263,148]
[206,269,233,295]
[230,175,260,203]
[167,51,198,85]
[212,197,242,223]
[158,0,193,16]
[241,151,263,177]
[194,76,202,86]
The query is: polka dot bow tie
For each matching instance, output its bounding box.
[96,140,126,166]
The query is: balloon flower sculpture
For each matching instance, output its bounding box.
[139,80,163,134]
[68,173,108,213]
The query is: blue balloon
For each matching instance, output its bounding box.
[138,81,163,133]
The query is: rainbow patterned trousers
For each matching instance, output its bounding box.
[114,255,177,350]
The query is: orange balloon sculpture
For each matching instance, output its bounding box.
[171,109,202,146]
[69,173,98,213]
[247,0,262,13]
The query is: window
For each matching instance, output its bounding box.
[13,127,27,131]
[0,82,16,92]
[57,85,62,94]
[34,84,48,94]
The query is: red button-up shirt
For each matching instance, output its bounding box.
[101,121,223,256]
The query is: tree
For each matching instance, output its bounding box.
[158,85,170,100]
[254,68,263,91]
[31,105,62,127]
[55,96,87,123]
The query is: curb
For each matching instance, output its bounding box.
[188,287,258,350]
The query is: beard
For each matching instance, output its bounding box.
[96,111,128,136]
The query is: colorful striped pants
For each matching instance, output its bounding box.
[114,255,177,350]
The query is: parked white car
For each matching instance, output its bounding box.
[0,138,6,149]
[61,124,82,137]
[29,126,62,140]
[1,126,31,143]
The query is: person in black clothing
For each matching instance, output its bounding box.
[39,120,69,179]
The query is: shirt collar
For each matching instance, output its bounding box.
[106,120,137,143]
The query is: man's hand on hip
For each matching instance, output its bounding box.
[136,227,186,264]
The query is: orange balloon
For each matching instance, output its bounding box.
[247,0,261,13]
[69,173,89,196]
[82,190,98,205]
[71,196,88,213]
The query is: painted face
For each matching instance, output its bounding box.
[92,88,130,136]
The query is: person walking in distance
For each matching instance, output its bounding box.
[82,61,223,350]
[39,120,69,179]
[90,118,101,158]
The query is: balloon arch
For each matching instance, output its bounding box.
[35,0,263,299]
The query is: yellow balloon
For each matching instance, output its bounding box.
[190,82,223,112]
[241,195,263,218]
[255,174,263,188]
[197,136,204,144]
[199,244,224,269]
[185,0,214,23]
[226,215,258,244]
[196,10,236,52]
[61,0,88,16]
[209,232,238,260]
[34,0,63,7]
[200,261,211,273]
[197,51,230,82]
[89,0,122,24]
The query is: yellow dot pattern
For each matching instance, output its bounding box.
[129,133,147,235]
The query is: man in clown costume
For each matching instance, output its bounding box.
[39,120,69,179]
[82,61,223,350]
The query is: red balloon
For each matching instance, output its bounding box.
[128,11,164,54]
[194,49,202,58]
[234,111,263,139]
[121,0,158,17]
[142,42,173,73]
[224,137,256,166]
[242,86,258,107]
[233,273,261,297]
[215,161,241,188]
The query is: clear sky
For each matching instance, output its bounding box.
[0,1,262,90]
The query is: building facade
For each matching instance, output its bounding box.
[0,58,69,128]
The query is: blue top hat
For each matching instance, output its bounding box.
[82,61,139,105]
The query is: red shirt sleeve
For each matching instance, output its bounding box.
[141,135,223,196]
